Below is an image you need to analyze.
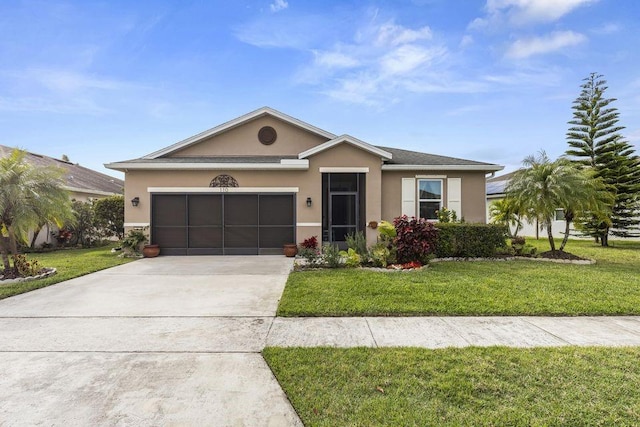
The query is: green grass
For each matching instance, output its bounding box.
[264,346,640,426]
[277,239,640,316]
[0,245,134,300]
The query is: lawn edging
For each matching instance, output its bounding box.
[431,256,596,265]
[0,268,57,286]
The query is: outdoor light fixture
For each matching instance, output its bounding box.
[131,197,140,207]
[306,197,312,207]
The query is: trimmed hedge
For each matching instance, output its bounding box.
[435,223,508,258]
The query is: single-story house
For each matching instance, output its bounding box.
[106,107,503,255]
[0,144,124,246]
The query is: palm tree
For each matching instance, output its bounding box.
[0,149,73,272]
[506,151,607,252]
[489,198,524,237]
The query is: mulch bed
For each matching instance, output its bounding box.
[539,250,587,261]
[0,269,19,281]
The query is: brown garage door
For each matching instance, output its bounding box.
[151,193,295,255]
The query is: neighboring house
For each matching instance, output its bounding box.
[106,107,503,255]
[487,171,581,239]
[0,145,124,246]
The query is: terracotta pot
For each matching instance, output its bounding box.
[368,221,378,229]
[142,244,161,258]
[283,244,298,257]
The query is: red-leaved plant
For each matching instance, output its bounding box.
[300,236,318,250]
[393,215,437,264]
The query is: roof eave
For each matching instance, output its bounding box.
[104,160,310,171]
[63,186,122,196]
[382,164,504,172]
[298,135,393,160]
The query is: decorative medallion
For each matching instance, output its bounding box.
[209,174,239,188]
[258,126,277,145]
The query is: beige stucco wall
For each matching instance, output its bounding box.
[124,143,385,245]
[308,143,383,245]
[169,116,330,157]
[381,170,488,223]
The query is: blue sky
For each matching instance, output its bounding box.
[1,0,639,178]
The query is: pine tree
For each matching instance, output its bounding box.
[565,73,640,245]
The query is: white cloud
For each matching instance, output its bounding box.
[313,51,359,68]
[472,0,597,28]
[591,22,621,35]
[379,45,443,75]
[460,35,474,48]
[375,23,432,47]
[270,0,288,13]
[238,10,485,106]
[24,68,129,92]
[505,30,587,58]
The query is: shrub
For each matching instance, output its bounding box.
[93,195,125,239]
[300,236,318,250]
[510,236,537,256]
[69,200,97,246]
[12,254,41,277]
[378,220,396,240]
[345,231,368,258]
[393,215,438,264]
[322,243,342,268]
[339,248,361,267]
[436,207,458,223]
[369,243,394,268]
[435,223,508,258]
[121,228,148,255]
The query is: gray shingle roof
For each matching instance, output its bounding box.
[0,145,123,195]
[376,146,498,167]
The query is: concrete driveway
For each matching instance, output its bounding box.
[0,256,301,426]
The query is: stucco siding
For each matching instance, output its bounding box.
[168,116,330,158]
[381,170,488,223]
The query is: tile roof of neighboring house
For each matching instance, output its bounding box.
[0,145,124,196]
[377,146,498,167]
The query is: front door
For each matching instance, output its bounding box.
[322,173,365,248]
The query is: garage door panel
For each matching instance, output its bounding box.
[153,195,186,226]
[188,227,222,248]
[189,195,222,226]
[225,195,258,226]
[151,193,294,255]
[259,195,294,225]
[154,227,187,249]
[224,226,258,248]
[259,227,294,249]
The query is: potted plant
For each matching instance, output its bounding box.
[283,243,298,257]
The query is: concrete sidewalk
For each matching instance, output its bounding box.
[266,316,640,348]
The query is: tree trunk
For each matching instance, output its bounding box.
[559,211,574,252]
[0,236,12,271]
[546,222,556,251]
[601,229,609,247]
[559,220,571,251]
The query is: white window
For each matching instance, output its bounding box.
[418,179,443,220]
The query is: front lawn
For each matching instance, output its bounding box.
[264,346,640,426]
[277,239,640,316]
[0,245,134,300]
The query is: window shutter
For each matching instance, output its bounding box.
[447,178,462,218]
[401,178,416,217]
